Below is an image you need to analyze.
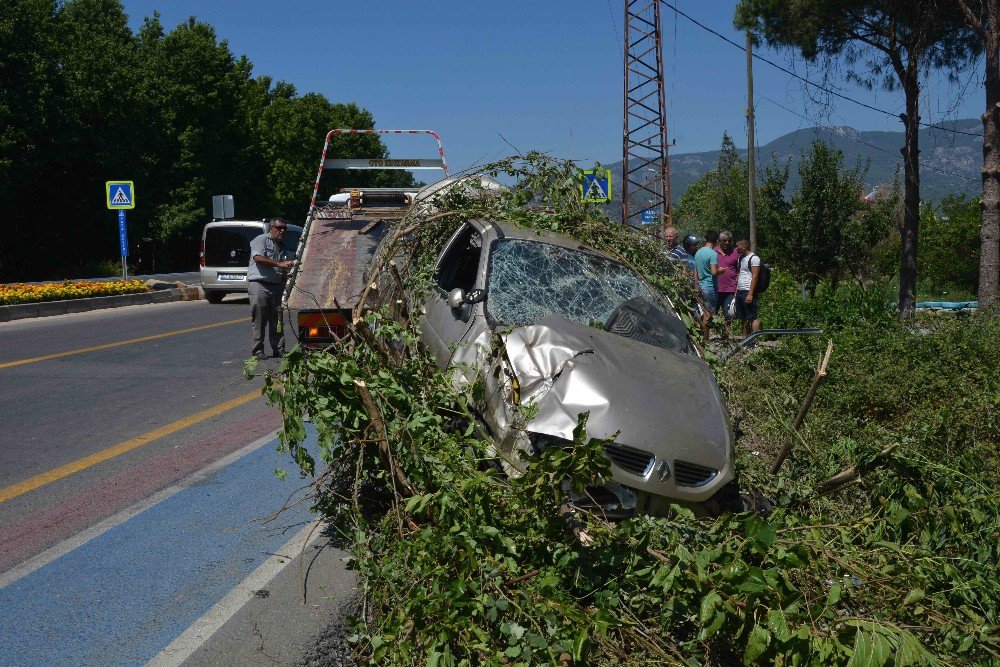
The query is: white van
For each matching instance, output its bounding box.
[199,220,302,303]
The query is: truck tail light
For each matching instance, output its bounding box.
[298,311,349,347]
[199,239,205,267]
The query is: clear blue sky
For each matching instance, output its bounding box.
[122,0,984,173]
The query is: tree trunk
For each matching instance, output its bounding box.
[980,9,1000,308]
[898,70,921,318]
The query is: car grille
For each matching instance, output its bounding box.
[604,444,654,477]
[674,460,719,487]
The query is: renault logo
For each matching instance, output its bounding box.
[657,460,671,482]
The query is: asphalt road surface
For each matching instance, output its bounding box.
[0,298,354,664]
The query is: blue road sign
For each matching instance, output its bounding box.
[118,210,129,258]
[581,169,612,202]
[106,181,135,210]
[641,209,658,224]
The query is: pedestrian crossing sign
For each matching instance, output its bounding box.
[581,169,611,202]
[106,181,135,210]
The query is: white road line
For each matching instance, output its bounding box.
[0,430,279,590]
[147,518,327,667]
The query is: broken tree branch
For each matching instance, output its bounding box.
[771,339,834,475]
[815,444,899,497]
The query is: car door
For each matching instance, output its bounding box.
[421,224,484,367]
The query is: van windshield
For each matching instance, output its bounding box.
[204,227,301,267]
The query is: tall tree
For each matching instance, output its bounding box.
[783,141,868,294]
[58,0,148,275]
[735,0,979,316]
[0,0,70,280]
[953,0,1000,307]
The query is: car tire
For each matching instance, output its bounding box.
[204,290,226,304]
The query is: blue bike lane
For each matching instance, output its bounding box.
[0,429,321,666]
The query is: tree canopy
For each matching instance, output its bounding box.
[735,0,980,315]
[0,0,413,280]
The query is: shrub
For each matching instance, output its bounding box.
[0,279,149,305]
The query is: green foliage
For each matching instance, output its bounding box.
[0,0,409,281]
[775,141,894,293]
[267,154,999,665]
[674,133,789,246]
[918,195,981,294]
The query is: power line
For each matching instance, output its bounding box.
[606,0,623,55]
[759,94,980,184]
[660,1,984,139]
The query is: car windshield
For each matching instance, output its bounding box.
[486,239,666,327]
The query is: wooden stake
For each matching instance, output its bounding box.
[771,339,833,475]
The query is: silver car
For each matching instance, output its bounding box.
[200,220,302,303]
[419,219,736,518]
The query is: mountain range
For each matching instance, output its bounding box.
[600,117,982,219]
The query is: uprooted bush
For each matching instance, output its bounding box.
[265,154,999,665]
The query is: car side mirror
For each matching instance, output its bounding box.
[447,287,485,309]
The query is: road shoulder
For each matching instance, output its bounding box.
[172,524,357,667]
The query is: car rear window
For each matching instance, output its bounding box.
[204,227,261,267]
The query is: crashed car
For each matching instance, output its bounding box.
[419,219,737,518]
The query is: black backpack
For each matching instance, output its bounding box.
[744,253,772,294]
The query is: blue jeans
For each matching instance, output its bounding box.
[699,285,717,314]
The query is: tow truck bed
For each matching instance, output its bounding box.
[285,204,411,345]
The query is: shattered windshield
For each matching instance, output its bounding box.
[486,239,665,327]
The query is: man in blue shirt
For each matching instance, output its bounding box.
[694,230,727,317]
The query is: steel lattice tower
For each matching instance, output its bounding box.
[622,0,671,233]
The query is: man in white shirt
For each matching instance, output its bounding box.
[734,239,761,337]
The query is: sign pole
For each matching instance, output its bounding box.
[106,180,135,281]
[118,209,129,280]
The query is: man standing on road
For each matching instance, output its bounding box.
[734,238,762,338]
[714,231,740,333]
[248,218,294,359]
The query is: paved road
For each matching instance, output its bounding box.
[0,299,353,664]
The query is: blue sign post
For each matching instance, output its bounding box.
[641,208,658,225]
[107,181,135,280]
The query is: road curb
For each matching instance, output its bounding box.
[0,287,202,323]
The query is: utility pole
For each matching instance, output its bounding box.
[746,29,758,251]
[622,0,671,235]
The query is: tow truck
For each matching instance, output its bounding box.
[281,129,449,347]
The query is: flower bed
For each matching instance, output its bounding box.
[0,279,151,306]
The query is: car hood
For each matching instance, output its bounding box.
[502,316,731,470]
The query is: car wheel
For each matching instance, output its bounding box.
[204,290,226,304]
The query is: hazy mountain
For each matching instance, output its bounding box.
[599,118,981,220]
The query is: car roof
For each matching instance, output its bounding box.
[470,219,616,260]
[203,220,302,230]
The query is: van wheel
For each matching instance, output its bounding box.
[204,290,225,304]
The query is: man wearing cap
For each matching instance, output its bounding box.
[248,218,294,359]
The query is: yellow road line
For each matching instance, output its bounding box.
[0,318,245,370]
[0,390,262,504]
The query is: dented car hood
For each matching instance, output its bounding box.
[502,316,731,470]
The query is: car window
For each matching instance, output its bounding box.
[283,229,302,257]
[486,239,666,327]
[204,227,261,267]
[435,225,483,292]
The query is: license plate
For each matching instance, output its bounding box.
[218,273,245,281]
